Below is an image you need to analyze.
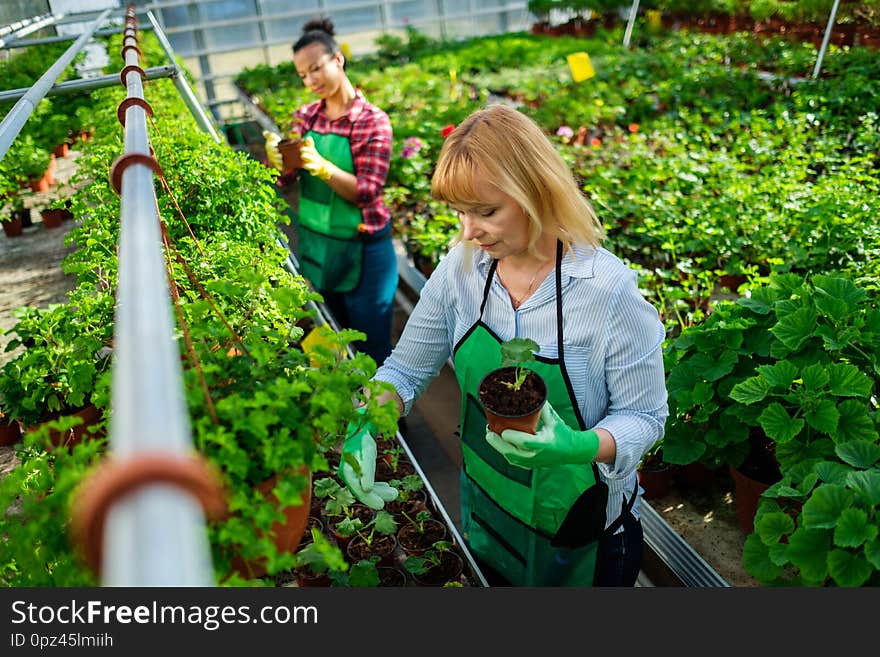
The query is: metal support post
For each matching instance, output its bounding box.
[623,0,640,49]
[812,0,841,79]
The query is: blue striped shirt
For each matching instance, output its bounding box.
[376,242,669,530]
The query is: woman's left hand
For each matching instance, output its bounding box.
[300,136,335,181]
[486,403,600,468]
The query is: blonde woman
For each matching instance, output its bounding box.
[341,104,668,586]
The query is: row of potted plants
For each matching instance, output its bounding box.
[234,24,879,585]
[0,31,403,586]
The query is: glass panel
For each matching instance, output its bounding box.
[203,23,262,51]
[168,31,196,55]
[443,0,471,16]
[260,0,320,13]
[332,6,381,33]
[390,1,434,24]
[160,6,192,28]
[265,18,307,43]
[201,1,253,22]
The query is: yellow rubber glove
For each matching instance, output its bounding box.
[263,130,283,171]
[299,136,334,182]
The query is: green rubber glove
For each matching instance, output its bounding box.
[485,402,600,469]
[338,413,398,510]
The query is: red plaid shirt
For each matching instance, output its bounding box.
[292,89,392,234]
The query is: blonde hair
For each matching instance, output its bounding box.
[431,104,603,261]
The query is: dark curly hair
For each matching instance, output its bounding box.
[293,16,339,56]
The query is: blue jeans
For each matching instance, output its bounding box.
[322,230,397,366]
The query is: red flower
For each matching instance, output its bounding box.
[628,123,640,133]
[590,137,602,148]
[441,124,456,138]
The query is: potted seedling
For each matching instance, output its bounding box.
[403,540,464,586]
[345,510,398,567]
[397,509,447,557]
[478,337,546,434]
[385,473,428,521]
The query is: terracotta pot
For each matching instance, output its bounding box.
[53,143,69,158]
[230,467,312,579]
[729,465,771,535]
[2,217,23,238]
[638,463,675,500]
[677,462,719,489]
[26,404,105,450]
[40,208,65,229]
[0,420,22,446]
[278,139,303,171]
[478,367,547,435]
[28,174,50,193]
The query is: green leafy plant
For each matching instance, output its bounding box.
[499,337,540,392]
[403,540,454,575]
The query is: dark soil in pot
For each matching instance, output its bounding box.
[478,367,547,434]
[410,551,464,587]
[346,533,397,567]
[397,518,447,556]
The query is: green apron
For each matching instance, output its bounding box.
[295,123,363,294]
[453,242,617,586]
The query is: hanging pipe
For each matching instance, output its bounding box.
[90,4,219,586]
[0,8,111,160]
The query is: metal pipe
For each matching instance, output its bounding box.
[0,13,65,48]
[623,0,640,49]
[1,26,153,50]
[0,65,176,102]
[0,9,112,161]
[103,10,214,586]
[0,13,53,39]
[145,9,220,142]
[812,0,841,79]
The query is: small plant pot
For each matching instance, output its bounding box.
[729,465,772,535]
[26,403,105,450]
[638,463,675,500]
[397,518,447,557]
[53,143,69,158]
[346,533,397,567]
[229,467,313,580]
[278,139,303,171]
[478,366,547,435]
[377,566,407,587]
[0,419,22,446]
[410,550,464,587]
[376,455,415,480]
[385,488,428,522]
[298,515,325,549]
[2,217,23,238]
[40,208,65,229]
[325,504,376,551]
